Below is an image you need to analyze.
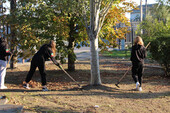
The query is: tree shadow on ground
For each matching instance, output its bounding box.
[32,90,170,99]
[5,67,168,89]
[61,84,120,92]
[26,84,170,99]
[0,83,169,100]
[0,89,43,92]
[0,85,118,93]
[24,105,79,113]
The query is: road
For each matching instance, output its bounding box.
[74,47,91,61]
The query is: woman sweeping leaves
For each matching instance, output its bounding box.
[23,40,61,91]
[130,36,146,91]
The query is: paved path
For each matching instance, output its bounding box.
[16,47,91,66]
[74,47,114,61]
[74,47,91,61]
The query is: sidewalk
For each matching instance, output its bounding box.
[74,47,90,61]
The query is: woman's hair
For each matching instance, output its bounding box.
[134,36,144,46]
[49,40,56,56]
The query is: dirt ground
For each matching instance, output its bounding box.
[0,56,170,113]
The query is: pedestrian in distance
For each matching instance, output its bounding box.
[130,36,146,91]
[0,36,12,89]
[23,40,61,91]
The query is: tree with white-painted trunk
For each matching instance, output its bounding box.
[79,0,135,85]
[82,0,114,85]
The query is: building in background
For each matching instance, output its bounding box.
[116,4,155,50]
[129,4,155,39]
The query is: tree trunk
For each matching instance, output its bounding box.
[90,35,101,85]
[68,18,76,71]
[10,46,17,68]
[68,37,75,71]
[165,64,170,76]
[88,0,101,85]
[10,0,17,69]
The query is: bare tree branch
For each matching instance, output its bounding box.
[99,1,110,15]
[82,0,92,40]
[94,0,101,34]
[100,0,114,17]
[82,1,88,29]
[96,0,114,35]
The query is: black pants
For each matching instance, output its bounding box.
[25,55,47,86]
[132,62,143,87]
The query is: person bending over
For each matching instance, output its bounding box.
[24,40,61,91]
[130,36,146,91]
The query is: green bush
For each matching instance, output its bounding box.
[150,35,170,76]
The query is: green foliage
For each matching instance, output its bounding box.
[137,0,170,39]
[150,0,170,24]
[150,35,170,76]
[98,0,136,50]
[5,0,68,62]
[15,0,88,63]
[137,17,169,39]
[55,0,88,68]
[136,0,170,76]
[3,0,136,64]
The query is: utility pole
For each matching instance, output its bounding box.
[140,0,143,34]
[145,0,147,18]
[140,0,143,22]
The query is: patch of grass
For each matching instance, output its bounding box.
[102,50,131,58]
[102,50,152,59]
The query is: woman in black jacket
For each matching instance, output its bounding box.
[0,37,12,89]
[24,40,61,91]
[130,36,146,91]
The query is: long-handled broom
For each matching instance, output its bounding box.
[59,65,82,88]
[6,54,13,68]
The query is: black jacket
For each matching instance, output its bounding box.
[130,44,146,63]
[34,44,59,66]
[0,38,11,61]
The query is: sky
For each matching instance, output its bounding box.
[126,0,158,5]
[2,0,10,14]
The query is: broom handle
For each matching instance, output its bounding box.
[117,66,131,83]
[6,54,13,68]
[59,65,80,87]
[145,42,151,49]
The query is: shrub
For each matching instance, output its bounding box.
[150,34,170,76]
